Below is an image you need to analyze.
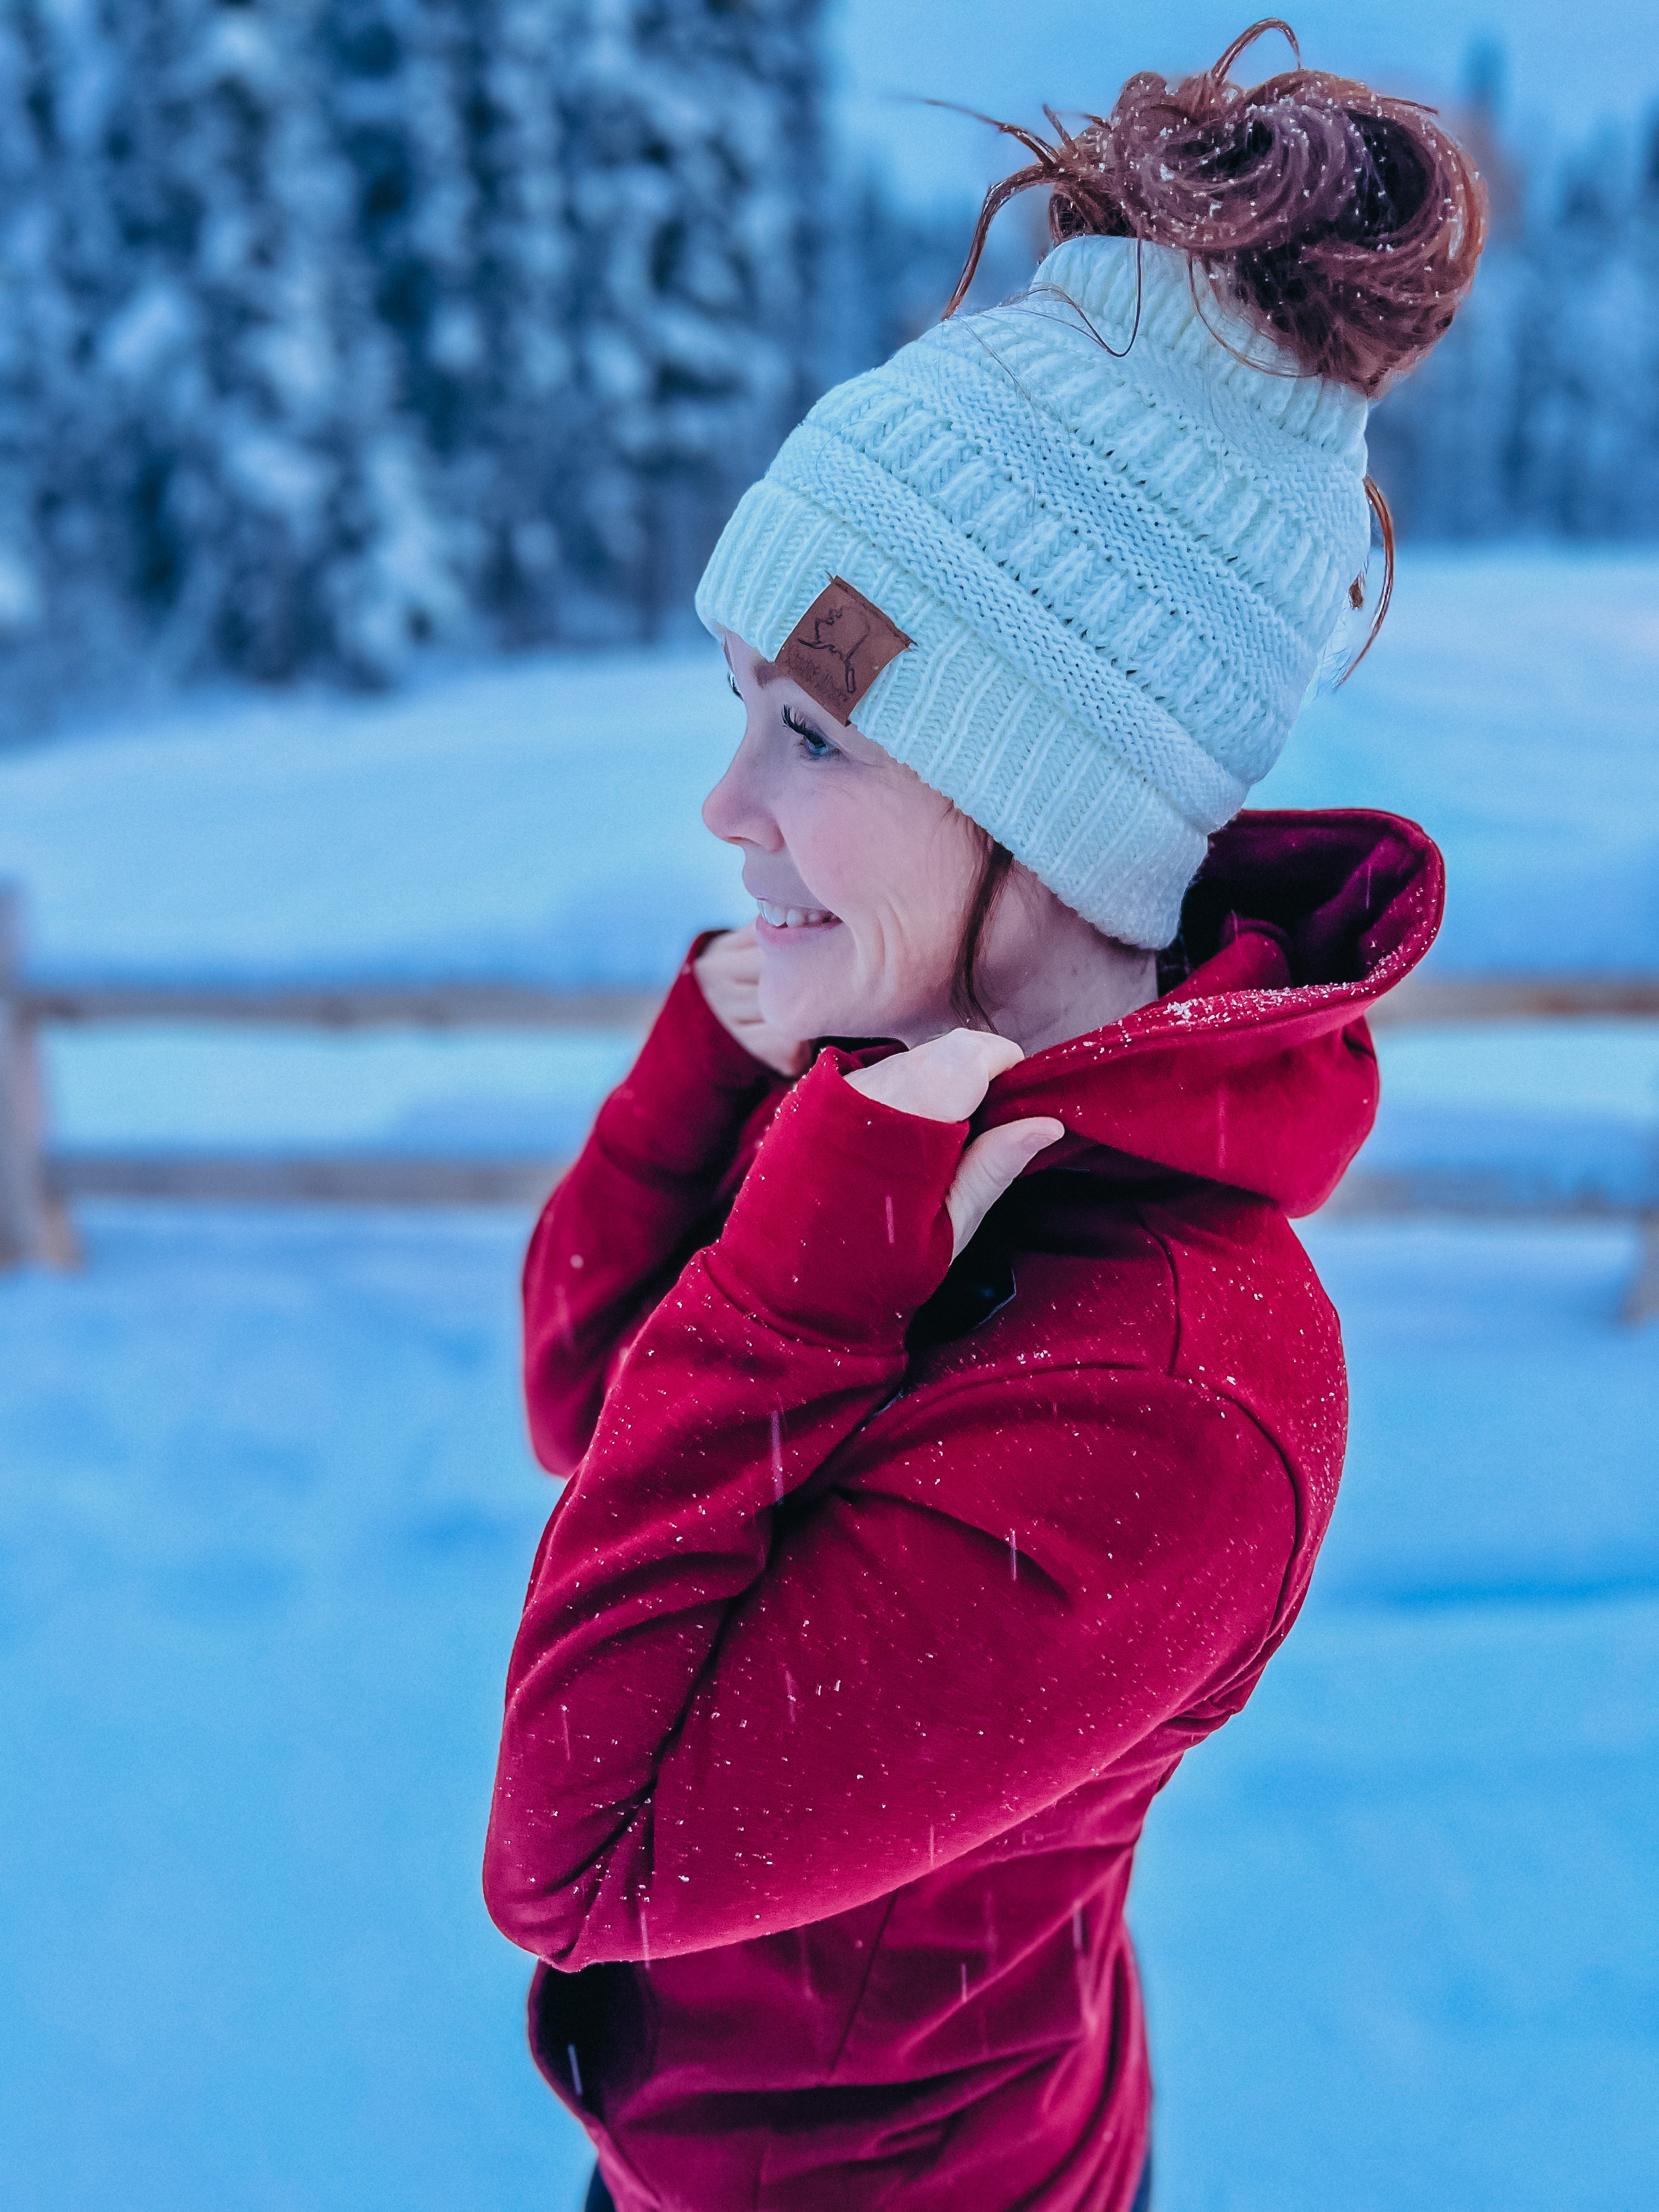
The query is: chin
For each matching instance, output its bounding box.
[755,923,936,1043]
[761,974,922,1046]
[759,979,843,1042]
[757,943,859,1043]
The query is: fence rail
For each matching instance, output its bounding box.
[1368,974,1659,1025]
[48,1150,560,1208]
[20,978,666,1031]
[20,969,1659,1035]
[2,881,1655,1317]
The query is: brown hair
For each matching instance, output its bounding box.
[951,831,1015,1027]
[950,833,1150,1026]
[943,18,1486,675]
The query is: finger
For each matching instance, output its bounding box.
[945,1117,1064,1260]
[919,1028,1024,1086]
[698,924,759,970]
[720,931,761,977]
[850,1028,1025,1121]
[711,944,761,985]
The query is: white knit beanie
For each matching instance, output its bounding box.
[694,234,1373,950]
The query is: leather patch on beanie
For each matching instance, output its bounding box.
[775,577,911,726]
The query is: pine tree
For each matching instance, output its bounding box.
[325,0,580,643]
[1367,47,1659,544]
[557,0,823,628]
[92,0,461,682]
[0,1,140,712]
[0,12,65,650]
[462,0,577,639]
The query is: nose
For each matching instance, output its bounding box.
[702,721,782,853]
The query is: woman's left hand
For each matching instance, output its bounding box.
[693,925,812,1077]
[846,1030,1064,1260]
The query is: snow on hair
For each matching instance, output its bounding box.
[945,17,1488,400]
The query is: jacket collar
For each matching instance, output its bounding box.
[978,809,1444,1216]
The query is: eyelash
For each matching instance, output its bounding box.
[727,673,838,759]
[782,705,839,759]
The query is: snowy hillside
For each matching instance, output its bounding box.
[2,547,1656,985]
[0,637,748,984]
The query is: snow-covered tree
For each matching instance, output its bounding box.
[89,0,464,682]
[556,0,823,625]
[324,0,578,641]
[0,2,132,704]
[459,0,578,639]
[3,9,1649,714]
[0,14,64,652]
[1368,52,1659,545]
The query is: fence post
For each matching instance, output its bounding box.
[1625,1211,1659,1327]
[0,883,77,1270]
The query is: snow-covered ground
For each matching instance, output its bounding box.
[1,548,1656,2209]
[2,1205,1654,2212]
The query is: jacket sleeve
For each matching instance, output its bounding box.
[483,1056,1297,1969]
[521,937,790,1474]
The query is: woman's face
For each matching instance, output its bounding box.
[703,631,983,1045]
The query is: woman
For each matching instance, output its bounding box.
[485,25,1484,2210]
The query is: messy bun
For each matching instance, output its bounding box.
[946,18,1487,399]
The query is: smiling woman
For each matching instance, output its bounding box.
[486,23,1485,2212]
[707,634,1156,1061]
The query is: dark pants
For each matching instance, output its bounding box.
[584,2152,1153,2210]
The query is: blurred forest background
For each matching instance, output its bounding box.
[0,2,1654,732]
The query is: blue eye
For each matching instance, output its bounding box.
[783,706,838,759]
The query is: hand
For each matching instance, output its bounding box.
[847,1030,1064,1260]
[693,926,812,1078]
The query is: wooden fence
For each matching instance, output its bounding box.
[2,881,1655,1316]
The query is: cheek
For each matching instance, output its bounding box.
[798,799,974,984]
[781,803,865,915]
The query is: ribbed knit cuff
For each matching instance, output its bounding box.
[707,1051,964,1345]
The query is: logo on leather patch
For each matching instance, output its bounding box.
[775,577,912,726]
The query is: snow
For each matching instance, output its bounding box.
[3,1206,1654,2211]
[1135,1216,1659,2211]
[0,640,747,984]
[1255,548,1659,974]
[1376,1023,1659,1123]
[1,548,1656,2208]
[0,547,1652,988]
[42,1024,635,1158]
[0,1204,590,2212]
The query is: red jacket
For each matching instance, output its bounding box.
[486,809,1443,2211]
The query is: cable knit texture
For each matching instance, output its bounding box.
[695,235,1372,947]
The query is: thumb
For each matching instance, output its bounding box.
[945,1117,1065,1262]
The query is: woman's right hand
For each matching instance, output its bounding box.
[847,1030,1063,1259]
[693,926,812,1078]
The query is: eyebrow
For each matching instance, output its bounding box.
[721,637,850,760]
[723,638,789,696]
